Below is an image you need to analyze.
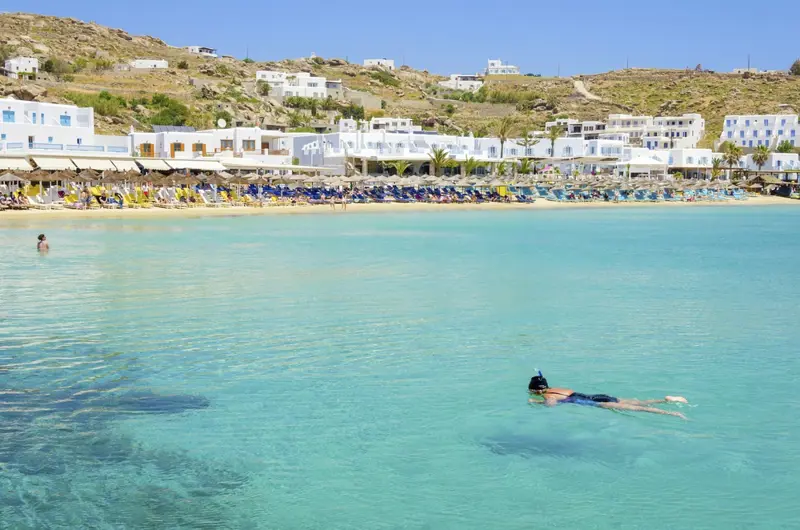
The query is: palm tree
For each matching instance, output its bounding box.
[518,158,534,175]
[517,130,540,158]
[672,171,684,181]
[721,141,743,181]
[547,125,564,158]
[711,157,724,180]
[496,161,508,177]
[751,145,770,173]
[428,147,452,176]
[494,116,517,159]
[386,160,411,177]
[462,156,481,176]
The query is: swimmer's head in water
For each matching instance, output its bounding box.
[38,234,46,241]
[529,374,549,392]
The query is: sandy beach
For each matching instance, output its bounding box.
[0,195,797,225]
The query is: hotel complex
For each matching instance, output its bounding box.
[255,71,343,100]
[1,95,799,180]
[720,114,799,149]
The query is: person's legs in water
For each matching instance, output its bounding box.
[599,402,686,420]
[617,396,688,406]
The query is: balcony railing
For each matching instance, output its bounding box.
[5,142,24,150]
[66,144,104,152]
[267,149,290,156]
[30,142,64,150]
[108,146,129,153]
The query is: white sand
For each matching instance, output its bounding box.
[0,196,797,225]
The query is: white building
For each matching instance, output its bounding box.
[364,58,395,70]
[742,152,800,178]
[4,57,39,79]
[438,74,484,92]
[486,59,520,76]
[255,71,330,99]
[606,113,705,149]
[720,114,799,150]
[605,114,653,142]
[545,118,607,139]
[129,126,291,165]
[292,117,625,175]
[0,97,129,157]
[130,59,169,70]
[186,46,218,58]
[338,117,421,133]
[641,114,705,149]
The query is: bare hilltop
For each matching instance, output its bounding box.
[2,12,799,146]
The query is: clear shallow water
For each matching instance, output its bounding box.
[1,207,799,529]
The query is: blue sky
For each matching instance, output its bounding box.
[11,0,800,76]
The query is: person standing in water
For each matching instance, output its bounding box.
[37,234,49,253]
[528,372,688,419]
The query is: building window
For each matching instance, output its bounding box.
[766,130,771,136]
[726,119,731,126]
[32,112,37,124]
[172,142,184,152]
[0,133,5,140]
[753,131,758,137]
[2,110,14,123]
[60,115,71,126]
[77,138,82,145]
[242,140,256,151]
[745,120,750,126]
[764,119,769,125]
[48,137,53,143]
[727,132,732,138]
[221,139,234,151]
[687,157,694,164]
[792,130,796,137]
[192,143,205,153]
[749,140,753,147]
[778,130,784,136]
[739,131,744,138]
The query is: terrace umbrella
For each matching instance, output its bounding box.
[304,175,325,185]
[454,178,473,187]
[247,174,271,201]
[78,169,100,183]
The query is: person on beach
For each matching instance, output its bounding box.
[528,372,688,419]
[37,234,49,252]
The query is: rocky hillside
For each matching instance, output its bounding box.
[2,12,799,145]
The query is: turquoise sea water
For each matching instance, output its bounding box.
[1,207,799,529]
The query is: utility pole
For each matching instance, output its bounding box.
[747,54,751,71]
[626,56,629,69]
[557,63,560,78]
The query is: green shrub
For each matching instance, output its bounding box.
[341,103,365,120]
[243,58,255,64]
[369,70,399,87]
[73,57,89,72]
[63,90,127,116]
[177,60,189,70]
[256,79,270,96]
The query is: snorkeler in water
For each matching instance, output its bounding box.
[528,371,688,419]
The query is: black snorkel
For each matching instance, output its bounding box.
[528,370,549,393]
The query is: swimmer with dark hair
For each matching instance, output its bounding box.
[528,371,688,419]
[37,234,49,252]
